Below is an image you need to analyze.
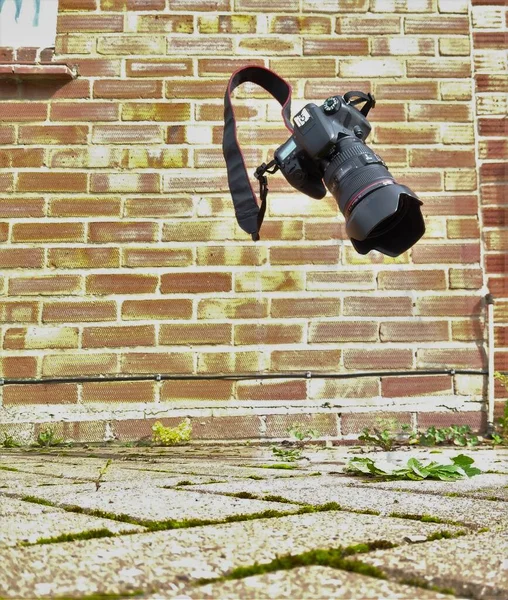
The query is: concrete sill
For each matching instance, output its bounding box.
[0,63,77,80]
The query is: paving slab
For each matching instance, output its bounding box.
[0,508,144,548]
[363,529,508,599]
[0,496,57,517]
[0,510,467,599]
[186,566,457,600]
[0,469,82,491]
[6,482,300,523]
[187,475,508,529]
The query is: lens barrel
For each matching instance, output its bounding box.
[323,137,425,257]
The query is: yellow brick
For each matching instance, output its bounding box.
[444,170,477,192]
[477,95,508,116]
[235,271,305,292]
[472,7,504,29]
[269,195,338,218]
[438,0,468,13]
[4,327,79,350]
[340,58,404,78]
[439,38,470,56]
[197,351,265,373]
[128,148,187,169]
[474,51,507,73]
[441,124,474,145]
[440,81,472,101]
[199,15,257,34]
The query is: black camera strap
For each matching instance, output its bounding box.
[223,66,293,241]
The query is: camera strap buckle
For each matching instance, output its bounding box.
[253,160,279,240]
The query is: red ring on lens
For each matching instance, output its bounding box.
[344,178,394,219]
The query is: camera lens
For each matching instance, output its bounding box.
[323,136,425,257]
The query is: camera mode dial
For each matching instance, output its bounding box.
[323,96,341,115]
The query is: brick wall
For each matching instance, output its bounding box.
[471,0,508,416]
[0,0,505,444]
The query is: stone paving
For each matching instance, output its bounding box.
[0,444,506,599]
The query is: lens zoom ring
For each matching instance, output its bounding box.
[328,143,371,169]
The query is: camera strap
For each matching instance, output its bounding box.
[223,66,293,241]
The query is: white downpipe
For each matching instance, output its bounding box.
[486,294,495,432]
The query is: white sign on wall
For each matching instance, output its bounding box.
[0,0,59,48]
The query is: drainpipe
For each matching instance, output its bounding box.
[486,293,495,434]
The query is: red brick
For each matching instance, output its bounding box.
[447,218,480,239]
[449,269,484,290]
[417,348,485,369]
[3,384,78,405]
[236,380,307,401]
[234,323,304,345]
[70,58,120,77]
[417,411,486,433]
[375,81,438,100]
[198,349,263,376]
[120,352,193,374]
[374,124,439,144]
[408,103,471,122]
[344,297,412,317]
[478,117,506,137]
[165,79,228,99]
[12,223,84,243]
[42,301,117,323]
[303,38,368,55]
[189,415,261,440]
[481,184,508,206]
[160,380,233,401]
[481,164,508,185]
[161,273,232,294]
[33,420,107,443]
[405,16,468,34]
[483,207,508,227]
[17,173,87,193]
[0,125,15,143]
[489,277,508,298]
[49,198,121,217]
[271,298,341,318]
[344,350,413,370]
[86,274,158,295]
[161,323,232,345]
[382,375,452,398]
[304,222,346,241]
[476,75,508,94]
[82,381,156,403]
[0,103,47,121]
[416,296,482,317]
[412,244,481,264]
[378,270,446,290]
[0,356,38,378]
[407,59,471,79]
[337,16,400,34]
[270,246,340,265]
[342,412,412,436]
[422,195,478,217]
[83,325,156,348]
[380,321,449,342]
[0,222,7,241]
[50,103,119,121]
[411,149,475,168]
[121,299,192,321]
[0,148,44,168]
[58,14,123,32]
[0,249,44,269]
[0,174,13,192]
[271,350,341,371]
[473,32,507,50]
[94,80,163,99]
[9,276,82,296]
[309,321,378,343]
[265,413,337,438]
[60,0,98,9]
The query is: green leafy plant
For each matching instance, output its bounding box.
[346,454,481,482]
[36,427,64,448]
[270,423,320,462]
[1,433,21,448]
[358,427,396,451]
[411,425,479,447]
[152,419,192,446]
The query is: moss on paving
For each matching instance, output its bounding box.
[20,528,115,547]
[0,465,19,472]
[196,541,394,586]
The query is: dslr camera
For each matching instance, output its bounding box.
[273,92,425,257]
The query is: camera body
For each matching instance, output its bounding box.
[274,94,374,199]
[273,92,425,257]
